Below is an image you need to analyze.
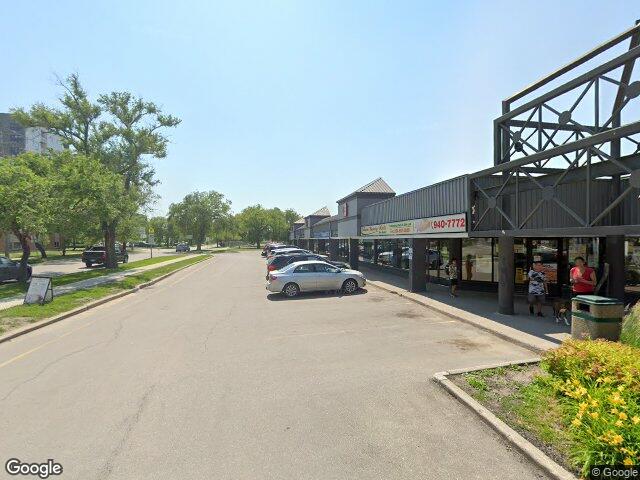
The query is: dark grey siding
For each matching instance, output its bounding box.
[472,178,640,231]
[361,176,469,226]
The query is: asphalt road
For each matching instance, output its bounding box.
[0,251,546,480]
[30,248,178,277]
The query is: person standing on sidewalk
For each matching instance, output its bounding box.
[447,258,458,297]
[527,261,548,317]
[570,256,596,296]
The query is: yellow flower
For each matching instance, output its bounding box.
[610,393,626,406]
[579,402,589,411]
[590,412,599,419]
[619,412,628,421]
[612,434,624,445]
[572,418,582,427]
[590,399,600,407]
[618,385,626,392]
[624,458,634,466]
[632,416,640,425]
[615,420,624,427]
[611,408,620,415]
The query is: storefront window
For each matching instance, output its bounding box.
[359,240,375,264]
[625,238,640,294]
[567,238,599,269]
[462,238,492,282]
[338,239,349,261]
[377,240,398,268]
[531,239,558,286]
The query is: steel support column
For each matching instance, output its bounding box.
[349,239,359,270]
[498,236,515,315]
[409,238,427,292]
[606,235,626,301]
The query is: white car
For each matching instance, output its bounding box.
[266,261,366,297]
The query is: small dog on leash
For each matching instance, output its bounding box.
[553,300,571,326]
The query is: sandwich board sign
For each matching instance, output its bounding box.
[24,276,53,305]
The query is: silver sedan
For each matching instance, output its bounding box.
[265,261,366,297]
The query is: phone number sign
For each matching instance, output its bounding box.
[361,213,466,236]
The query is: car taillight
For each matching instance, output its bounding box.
[268,265,276,271]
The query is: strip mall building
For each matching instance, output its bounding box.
[292,22,640,314]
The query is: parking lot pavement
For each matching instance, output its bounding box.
[29,248,178,277]
[0,250,546,479]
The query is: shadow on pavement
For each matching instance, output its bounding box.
[359,265,570,346]
[267,289,368,301]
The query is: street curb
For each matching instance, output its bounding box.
[367,280,548,354]
[433,360,577,480]
[0,256,213,346]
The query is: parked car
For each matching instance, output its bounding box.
[267,248,311,260]
[0,256,32,282]
[81,245,129,268]
[262,243,285,257]
[266,253,350,278]
[266,260,366,297]
[176,243,191,253]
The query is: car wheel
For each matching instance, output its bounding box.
[85,262,92,268]
[283,283,300,298]
[342,278,359,294]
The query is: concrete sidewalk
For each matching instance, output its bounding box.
[360,265,570,352]
[0,255,205,311]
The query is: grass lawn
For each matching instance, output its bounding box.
[0,254,190,300]
[0,254,210,335]
[453,364,575,473]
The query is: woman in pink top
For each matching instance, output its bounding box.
[570,256,596,295]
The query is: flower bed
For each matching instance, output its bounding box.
[453,339,640,478]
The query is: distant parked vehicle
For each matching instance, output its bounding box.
[176,243,191,252]
[266,260,366,297]
[268,248,311,260]
[81,245,129,268]
[266,253,349,278]
[262,243,285,257]
[0,256,32,283]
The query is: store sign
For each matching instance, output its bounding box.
[361,213,466,236]
[315,231,330,238]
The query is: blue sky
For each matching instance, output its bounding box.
[1,1,637,217]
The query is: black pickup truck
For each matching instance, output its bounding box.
[81,245,129,268]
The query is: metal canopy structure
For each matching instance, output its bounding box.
[470,21,640,236]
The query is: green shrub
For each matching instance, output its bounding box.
[621,304,640,349]
[542,340,640,475]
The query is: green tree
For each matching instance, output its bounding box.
[48,151,120,255]
[237,205,271,248]
[169,191,231,251]
[12,74,180,268]
[148,216,168,246]
[0,154,52,280]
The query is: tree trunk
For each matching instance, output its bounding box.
[35,241,47,258]
[104,221,118,269]
[14,230,31,283]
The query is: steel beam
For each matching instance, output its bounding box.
[496,44,640,124]
[471,121,640,178]
[505,22,640,103]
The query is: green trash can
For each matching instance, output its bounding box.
[571,295,624,341]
